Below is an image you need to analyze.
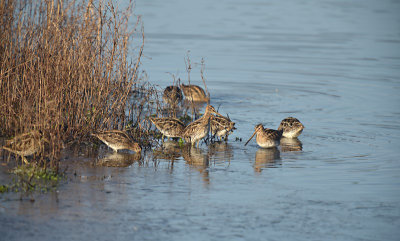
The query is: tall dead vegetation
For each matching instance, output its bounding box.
[0,0,148,169]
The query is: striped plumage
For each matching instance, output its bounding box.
[2,130,46,164]
[278,117,304,138]
[245,124,283,148]
[182,105,222,147]
[211,115,236,140]
[149,117,185,140]
[92,130,141,153]
[180,84,209,102]
[163,85,183,105]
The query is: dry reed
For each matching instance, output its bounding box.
[0,0,151,170]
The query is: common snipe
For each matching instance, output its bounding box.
[149,117,186,141]
[92,130,141,153]
[163,85,183,105]
[245,124,283,148]
[210,115,236,141]
[182,105,223,147]
[277,117,304,138]
[180,83,209,102]
[2,130,47,164]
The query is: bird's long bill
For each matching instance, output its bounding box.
[244,130,257,146]
[207,115,212,136]
[213,111,225,118]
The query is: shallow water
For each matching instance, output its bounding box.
[1,0,400,240]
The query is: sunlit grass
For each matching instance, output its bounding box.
[0,0,155,172]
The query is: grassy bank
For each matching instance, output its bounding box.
[0,0,153,171]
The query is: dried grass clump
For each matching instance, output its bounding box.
[0,0,148,169]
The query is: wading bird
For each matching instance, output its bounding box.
[245,124,283,148]
[149,117,186,141]
[180,83,209,102]
[210,115,236,141]
[183,105,223,147]
[2,130,47,164]
[278,117,304,138]
[92,130,141,153]
[163,85,183,105]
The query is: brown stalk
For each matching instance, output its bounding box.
[0,0,157,170]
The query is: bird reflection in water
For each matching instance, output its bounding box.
[182,145,210,185]
[153,140,182,170]
[96,152,141,167]
[254,147,281,173]
[280,137,303,152]
[207,142,233,165]
[153,140,182,161]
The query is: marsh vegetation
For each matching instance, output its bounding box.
[0,0,216,191]
[0,0,153,188]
